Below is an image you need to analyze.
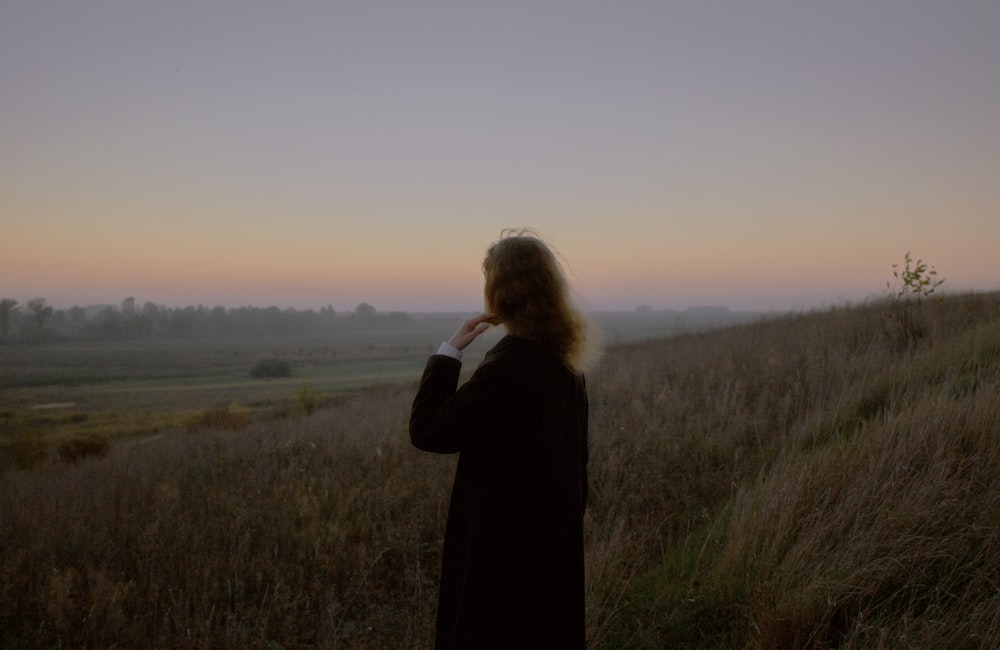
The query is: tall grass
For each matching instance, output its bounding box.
[1,387,449,648]
[1,292,998,648]
[584,292,1000,648]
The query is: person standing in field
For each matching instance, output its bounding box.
[410,230,597,650]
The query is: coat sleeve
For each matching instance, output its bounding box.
[579,374,589,512]
[409,354,509,454]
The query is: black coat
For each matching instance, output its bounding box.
[410,335,589,650]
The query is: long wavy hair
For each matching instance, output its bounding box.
[483,229,599,372]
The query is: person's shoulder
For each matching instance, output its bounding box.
[486,335,576,378]
[485,335,544,364]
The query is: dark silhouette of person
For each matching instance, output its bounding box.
[411,230,598,649]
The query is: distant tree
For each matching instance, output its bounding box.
[354,302,376,318]
[0,298,17,338]
[170,306,198,337]
[98,306,125,339]
[121,296,136,317]
[129,302,160,337]
[62,305,90,338]
[206,305,231,336]
[26,298,53,332]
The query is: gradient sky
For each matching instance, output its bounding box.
[3,1,998,312]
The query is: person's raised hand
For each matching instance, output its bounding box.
[448,313,498,351]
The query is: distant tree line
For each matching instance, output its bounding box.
[0,298,415,343]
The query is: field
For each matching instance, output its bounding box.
[0,331,445,466]
[0,309,749,465]
[1,295,998,648]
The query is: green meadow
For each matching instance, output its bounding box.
[1,295,998,648]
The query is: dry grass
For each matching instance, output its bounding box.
[1,292,998,648]
[1,385,448,648]
[584,292,1000,648]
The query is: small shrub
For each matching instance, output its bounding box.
[888,251,944,301]
[250,358,292,379]
[882,251,945,350]
[9,431,49,469]
[298,383,318,416]
[184,405,250,434]
[57,435,110,463]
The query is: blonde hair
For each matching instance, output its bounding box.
[483,229,600,372]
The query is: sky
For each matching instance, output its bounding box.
[3,1,998,313]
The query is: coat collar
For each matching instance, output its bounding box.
[485,334,559,365]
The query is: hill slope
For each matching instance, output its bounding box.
[586,292,1000,648]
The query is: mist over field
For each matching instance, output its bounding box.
[0,298,763,468]
[0,296,762,345]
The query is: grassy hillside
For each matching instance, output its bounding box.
[1,292,998,648]
[586,292,1000,648]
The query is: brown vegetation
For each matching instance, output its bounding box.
[184,405,253,434]
[1,292,998,648]
[56,435,110,463]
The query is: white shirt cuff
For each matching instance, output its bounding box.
[436,341,463,361]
